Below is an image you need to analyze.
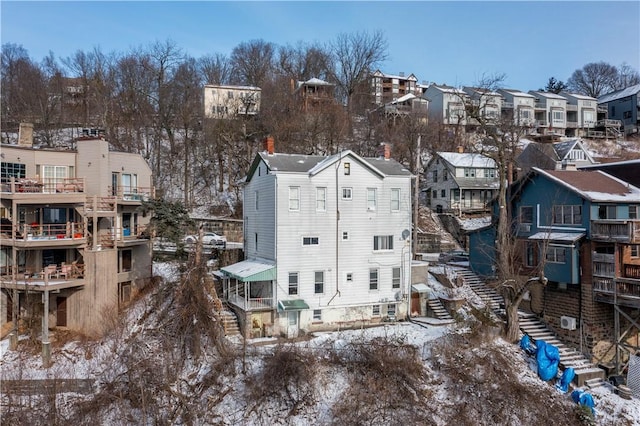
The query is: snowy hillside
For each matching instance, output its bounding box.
[1,261,638,425]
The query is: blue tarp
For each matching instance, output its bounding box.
[571,389,595,415]
[536,340,560,381]
[556,367,575,393]
[520,334,536,355]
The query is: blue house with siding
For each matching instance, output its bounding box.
[470,165,640,364]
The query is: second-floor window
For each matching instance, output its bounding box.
[316,187,326,211]
[289,272,299,295]
[443,171,448,181]
[552,205,582,225]
[432,170,438,182]
[342,187,352,200]
[464,168,476,178]
[631,245,639,258]
[374,235,393,251]
[391,189,400,211]
[367,188,377,211]
[598,205,617,220]
[484,169,496,178]
[289,187,300,210]
[630,206,638,219]
[441,189,446,198]
[520,206,533,224]
[1,162,25,182]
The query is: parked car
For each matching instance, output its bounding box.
[438,249,469,263]
[184,232,227,248]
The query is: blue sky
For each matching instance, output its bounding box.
[2,1,638,91]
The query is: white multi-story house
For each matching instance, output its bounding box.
[218,139,413,337]
[423,151,499,215]
[529,91,568,135]
[462,87,502,126]
[423,84,468,126]
[560,92,598,137]
[203,84,261,118]
[497,89,536,127]
[1,133,153,335]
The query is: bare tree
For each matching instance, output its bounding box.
[230,39,276,87]
[328,30,388,114]
[276,42,332,82]
[198,53,232,85]
[567,61,619,97]
[616,62,640,90]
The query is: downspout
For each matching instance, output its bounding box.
[328,154,342,305]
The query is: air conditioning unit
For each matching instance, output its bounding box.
[560,316,577,330]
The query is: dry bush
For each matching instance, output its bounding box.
[245,344,318,419]
[331,334,435,425]
[431,333,582,425]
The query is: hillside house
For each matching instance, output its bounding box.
[1,137,154,335]
[423,84,468,127]
[370,70,419,106]
[292,77,337,112]
[560,92,598,138]
[203,84,261,118]
[470,167,640,366]
[517,139,596,171]
[423,151,499,215]
[497,89,536,128]
[528,91,568,136]
[217,139,413,338]
[598,84,640,137]
[462,87,502,127]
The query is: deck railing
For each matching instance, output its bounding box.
[591,220,640,243]
[0,177,85,194]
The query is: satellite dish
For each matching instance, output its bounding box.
[401,229,410,240]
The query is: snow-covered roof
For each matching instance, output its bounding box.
[528,232,585,242]
[298,77,333,87]
[220,259,276,281]
[535,168,640,202]
[437,152,496,168]
[498,89,536,98]
[560,92,596,101]
[372,70,417,81]
[598,83,640,104]
[391,93,418,104]
[529,91,567,100]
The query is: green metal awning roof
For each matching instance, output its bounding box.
[220,259,276,282]
[278,299,310,311]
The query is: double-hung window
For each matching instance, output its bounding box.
[391,188,400,211]
[303,237,319,246]
[392,267,401,289]
[367,188,377,211]
[369,268,379,290]
[373,235,393,251]
[342,187,352,200]
[316,187,326,211]
[546,247,566,263]
[288,272,299,295]
[289,187,300,210]
[314,271,324,294]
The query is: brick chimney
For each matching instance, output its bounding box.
[264,136,275,155]
[457,145,464,153]
[18,123,34,147]
[384,143,391,160]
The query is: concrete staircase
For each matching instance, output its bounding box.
[427,297,454,321]
[452,266,605,388]
[519,313,605,388]
[219,310,240,336]
[453,267,504,311]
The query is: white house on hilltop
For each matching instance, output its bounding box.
[218,139,413,338]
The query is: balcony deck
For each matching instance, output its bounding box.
[0,276,85,292]
[591,220,640,243]
[593,276,640,308]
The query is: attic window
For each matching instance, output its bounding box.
[344,162,351,175]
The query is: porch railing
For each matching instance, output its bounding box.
[228,293,274,311]
[591,220,640,243]
[0,177,85,194]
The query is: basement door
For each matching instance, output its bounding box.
[287,311,299,338]
[56,296,67,327]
